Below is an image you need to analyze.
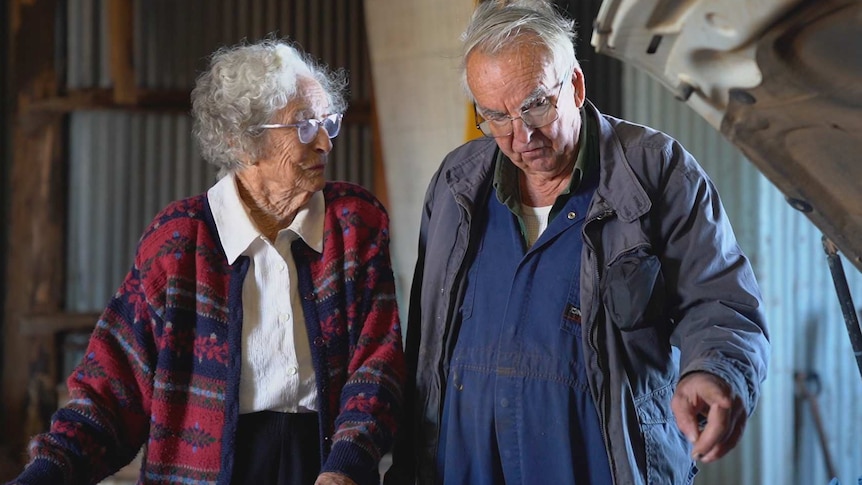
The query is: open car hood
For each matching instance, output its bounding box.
[592,0,862,272]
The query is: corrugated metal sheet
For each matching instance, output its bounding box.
[63,0,373,99]
[758,185,862,485]
[65,0,372,99]
[64,1,376,312]
[66,111,215,311]
[623,64,862,485]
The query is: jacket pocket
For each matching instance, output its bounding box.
[636,385,698,485]
[602,250,665,331]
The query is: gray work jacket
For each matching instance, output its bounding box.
[386,103,769,485]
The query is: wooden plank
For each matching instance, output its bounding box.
[3,116,65,472]
[19,313,101,336]
[22,88,190,116]
[0,1,13,478]
[20,90,372,121]
[3,0,64,476]
[107,0,137,104]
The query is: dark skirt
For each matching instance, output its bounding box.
[230,411,322,485]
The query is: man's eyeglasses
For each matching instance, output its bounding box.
[474,68,572,138]
[256,113,344,144]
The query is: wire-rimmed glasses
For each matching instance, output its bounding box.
[474,68,572,138]
[256,113,344,144]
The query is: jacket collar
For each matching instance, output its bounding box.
[587,101,652,223]
[442,102,652,224]
[444,137,498,210]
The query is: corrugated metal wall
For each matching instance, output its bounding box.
[65,0,375,312]
[66,0,372,98]
[66,112,216,311]
[623,65,862,485]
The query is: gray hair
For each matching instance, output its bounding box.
[460,0,579,101]
[191,38,348,178]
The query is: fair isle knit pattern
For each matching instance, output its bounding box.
[12,182,405,485]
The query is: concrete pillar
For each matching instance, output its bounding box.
[365,0,475,314]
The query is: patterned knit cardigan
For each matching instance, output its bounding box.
[12,182,406,485]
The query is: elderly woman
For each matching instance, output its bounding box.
[7,39,405,485]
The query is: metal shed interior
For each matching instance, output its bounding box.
[3,1,861,484]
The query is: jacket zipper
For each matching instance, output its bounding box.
[584,208,618,485]
[433,192,476,469]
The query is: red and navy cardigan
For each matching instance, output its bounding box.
[13,182,406,485]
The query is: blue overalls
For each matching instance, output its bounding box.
[437,168,613,484]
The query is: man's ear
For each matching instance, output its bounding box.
[573,68,586,109]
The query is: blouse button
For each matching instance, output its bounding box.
[314,336,326,347]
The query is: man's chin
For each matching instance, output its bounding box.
[518,153,554,169]
[518,145,554,161]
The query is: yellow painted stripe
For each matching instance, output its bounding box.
[465,102,484,141]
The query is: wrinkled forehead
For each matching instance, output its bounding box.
[466,44,557,111]
[282,77,331,121]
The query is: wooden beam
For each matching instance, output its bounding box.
[19,313,101,337]
[20,90,373,122]
[0,0,16,477]
[3,0,64,476]
[23,88,190,115]
[3,118,66,471]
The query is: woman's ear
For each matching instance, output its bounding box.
[229,137,257,167]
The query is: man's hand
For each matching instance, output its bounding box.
[315,472,358,485]
[671,371,747,463]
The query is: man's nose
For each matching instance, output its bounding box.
[512,118,534,144]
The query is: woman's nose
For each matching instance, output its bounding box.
[313,125,333,153]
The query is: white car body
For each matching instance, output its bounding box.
[592,0,862,271]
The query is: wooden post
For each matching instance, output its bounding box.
[107,0,138,105]
[2,0,65,476]
[0,1,13,478]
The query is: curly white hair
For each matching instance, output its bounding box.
[191,38,348,177]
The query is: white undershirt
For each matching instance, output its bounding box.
[522,204,553,248]
[208,173,323,413]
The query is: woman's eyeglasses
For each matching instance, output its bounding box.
[256,113,343,144]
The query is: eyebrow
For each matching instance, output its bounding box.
[287,106,335,124]
[477,84,551,118]
[291,108,315,120]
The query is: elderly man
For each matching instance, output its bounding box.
[387,1,769,484]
